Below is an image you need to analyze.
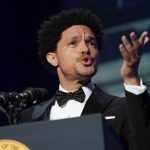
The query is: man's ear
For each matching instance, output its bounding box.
[46,52,58,67]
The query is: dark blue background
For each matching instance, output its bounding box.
[0,0,150,97]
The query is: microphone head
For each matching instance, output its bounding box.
[0,92,7,106]
[0,92,18,107]
[17,87,49,108]
[0,88,49,124]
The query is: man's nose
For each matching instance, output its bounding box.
[80,41,90,54]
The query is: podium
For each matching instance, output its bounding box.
[0,113,124,150]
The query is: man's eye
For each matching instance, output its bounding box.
[89,42,97,48]
[70,41,76,45]
[69,41,76,46]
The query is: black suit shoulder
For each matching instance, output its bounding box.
[19,99,54,123]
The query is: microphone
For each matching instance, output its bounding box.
[16,87,49,109]
[0,88,49,110]
[13,87,49,124]
[0,92,18,109]
[0,87,49,125]
[0,106,10,126]
[0,92,18,125]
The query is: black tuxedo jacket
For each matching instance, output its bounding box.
[20,86,150,150]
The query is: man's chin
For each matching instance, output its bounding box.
[77,70,96,79]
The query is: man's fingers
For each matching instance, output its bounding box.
[130,32,140,50]
[144,36,149,45]
[138,31,149,45]
[119,44,129,60]
[121,35,133,52]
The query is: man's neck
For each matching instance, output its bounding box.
[59,79,91,92]
[59,81,95,93]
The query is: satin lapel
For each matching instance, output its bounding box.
[32,97,55,121]
[82,86,114,115]
[31,86,114,120]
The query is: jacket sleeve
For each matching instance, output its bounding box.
[125,90,150,150]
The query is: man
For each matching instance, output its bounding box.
[20,8,150,149]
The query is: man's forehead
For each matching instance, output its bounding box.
[61,25,96,39]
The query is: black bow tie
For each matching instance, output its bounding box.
[55,88,85,106]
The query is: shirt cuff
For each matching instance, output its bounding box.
[124,78,147,95]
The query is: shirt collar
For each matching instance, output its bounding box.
[59,82,95,94]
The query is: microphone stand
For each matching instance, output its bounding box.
[0,106,11,126]
[9,97,27,124]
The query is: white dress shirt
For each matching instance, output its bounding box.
[50,82,95,120]
[124,78,146,95]
[50,79,146,121]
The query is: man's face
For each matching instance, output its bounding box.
[47,25,99,82]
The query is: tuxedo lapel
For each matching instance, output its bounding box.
[82,86,114,115]
[32,97,55,121]
[31,86,114,121]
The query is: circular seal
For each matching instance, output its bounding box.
[0,139,30,150]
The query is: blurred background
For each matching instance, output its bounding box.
[0,0,150,98]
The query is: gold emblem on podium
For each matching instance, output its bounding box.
[0,139,30,150]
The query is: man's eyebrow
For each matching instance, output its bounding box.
[70,36,78,40]
[85,36,97,41]
[65,35,96,42]
[66,36,78,42]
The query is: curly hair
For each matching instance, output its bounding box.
[38,8,104,71]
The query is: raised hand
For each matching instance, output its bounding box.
[119,31,149,85]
